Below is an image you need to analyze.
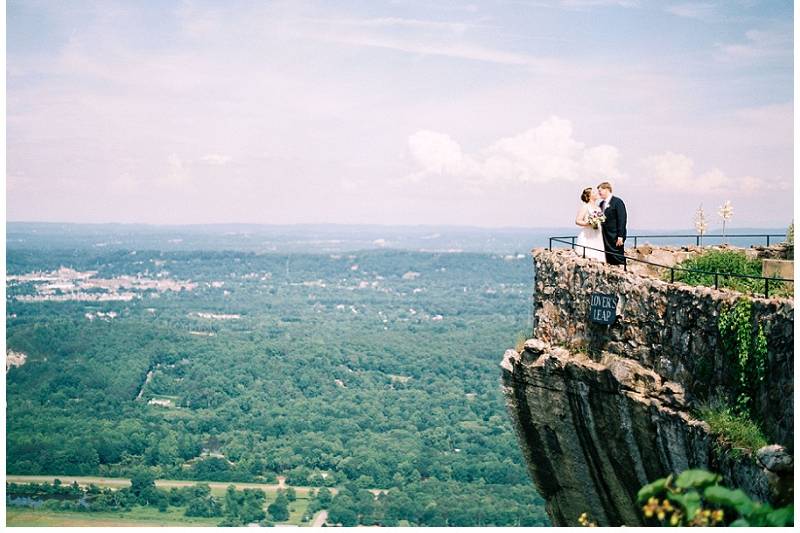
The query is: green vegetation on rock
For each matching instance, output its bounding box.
[669,249,792,297]
[693,299,770,458]
[696,403,768,457]
[718,299,768,417]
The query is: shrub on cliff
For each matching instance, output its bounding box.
[670,249,792,297]
[635,469,793,527]
[697,403,767,457]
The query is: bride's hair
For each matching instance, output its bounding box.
[580,187,592,203]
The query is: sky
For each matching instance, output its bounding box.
[6,0,794,229]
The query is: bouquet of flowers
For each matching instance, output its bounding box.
[588,210,606,229]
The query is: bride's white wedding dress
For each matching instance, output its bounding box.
[575,202,606,262]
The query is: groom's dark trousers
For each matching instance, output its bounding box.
[601,197,627,265]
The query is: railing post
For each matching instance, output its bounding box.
[583,246,586,258]
[765,278,769,298]
[571,237,575,249]
[549,238,552,251]
[714,273,719,289]
[696,236,699,246]
[634,236,638,249]
[670,269,674,283]
[767,235,771,246]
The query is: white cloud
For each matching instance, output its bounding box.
[318,32,536,66]
[581,145,622,180]
[297,12,547,67]
[642,151,723,192]
[201,153,232,165]
[407,130,477,182]
[641,151,784,193]
[715,28,791,62]
[159,154,191,189]
[558,0,640,8]
[311,17,472,34]
[664,3,715,20]
[694,168,729,190]
[407,116,623,186]
[739,175,765,193]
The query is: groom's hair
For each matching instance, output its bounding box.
[598,181,613,192]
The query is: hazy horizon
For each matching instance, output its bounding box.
[7,220,787,256]
[5,220,788,231]
[8,1,793,228]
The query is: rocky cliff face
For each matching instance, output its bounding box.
[502,248,794,526]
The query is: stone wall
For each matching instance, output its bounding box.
[531,248,793,449]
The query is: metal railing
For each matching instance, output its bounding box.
[547,234,792,298]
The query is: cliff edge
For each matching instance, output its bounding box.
[502,248,793,526]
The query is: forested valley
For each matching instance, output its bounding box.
[7,228,548,526]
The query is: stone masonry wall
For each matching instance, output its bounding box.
[531,248,793,450]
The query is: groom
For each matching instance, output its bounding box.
[597,181,627,266]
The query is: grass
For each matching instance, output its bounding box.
[697,402,768,457]
[7,475,132,489]
[6,499,315,528]
[6,506,220,527]
[668,249,793,298]
[6,475,318,527]
[285,496,312,525]
[5,475,314,495]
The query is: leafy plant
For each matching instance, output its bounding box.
[718,299,768,417]
[636,469,793,527]
[669,250,792,298]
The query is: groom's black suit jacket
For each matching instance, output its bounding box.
[601,196,627,265]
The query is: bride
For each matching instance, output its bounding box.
[575,187,606,262]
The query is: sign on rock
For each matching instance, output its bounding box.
[590,293,617,324]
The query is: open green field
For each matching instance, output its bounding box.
[285,496,312,525]
[6,503,318,528]
[7,475,321,527]
[6,475,329,497]
[6,506,220,527]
